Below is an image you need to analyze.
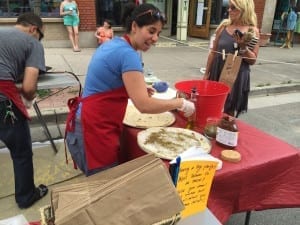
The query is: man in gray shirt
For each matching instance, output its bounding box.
[0,12,48,208]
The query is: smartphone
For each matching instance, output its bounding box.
[234,29,244,38]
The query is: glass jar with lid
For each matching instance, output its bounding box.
[204,117,219,139]
[216,115,239,149]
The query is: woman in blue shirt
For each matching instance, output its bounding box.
[65,3,195,176]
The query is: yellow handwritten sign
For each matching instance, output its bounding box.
[176,160,218,218]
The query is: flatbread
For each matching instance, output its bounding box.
[137,127,211,160]
[123,105,175,128]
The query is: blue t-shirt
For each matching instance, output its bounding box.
[76,37,143,116]
[287,10,297,30]
[83,37,143,97]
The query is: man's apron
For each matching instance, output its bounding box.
[66,86,128,170]
[0,81,30,120]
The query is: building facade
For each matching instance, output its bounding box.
[0,0,299,47]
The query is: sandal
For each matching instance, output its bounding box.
[18,184,48,209]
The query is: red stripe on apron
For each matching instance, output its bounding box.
[0,81,30,120]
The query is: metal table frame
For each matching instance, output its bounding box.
[33,71,81,153]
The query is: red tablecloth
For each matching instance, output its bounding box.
[119,112,300,224]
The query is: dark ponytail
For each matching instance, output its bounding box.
[122,2,136,30]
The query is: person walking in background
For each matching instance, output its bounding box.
[65,3,195,176]
[60,0,81,52]
[280,7,297,49]
[203,0,260,118]
[0,12,48,208]
[94,19,114,46]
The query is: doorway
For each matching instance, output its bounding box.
[171,0,178,35]
[188,0,212,38]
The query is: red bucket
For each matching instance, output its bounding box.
[175,80,230,129]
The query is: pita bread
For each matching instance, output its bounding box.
[123,105,175,128]
[137,127,212,160]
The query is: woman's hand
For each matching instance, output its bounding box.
[147,86,156,97]
[177,98,195,117]
[203,73,209,80]
[232,31,248,49]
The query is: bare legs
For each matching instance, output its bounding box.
[66,26,80,52]
[288,30,294,48]
[280,30,294,49]
[73,26,80,51]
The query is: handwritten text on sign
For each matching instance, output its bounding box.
[176,160,217,218]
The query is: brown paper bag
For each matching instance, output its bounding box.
[51,154,157,211]
[219,53,242,89]
[52,154,184,225]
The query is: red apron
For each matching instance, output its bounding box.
[66,87,128,170]
[0,81,30,120]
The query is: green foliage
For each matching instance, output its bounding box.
[37,89,51,98]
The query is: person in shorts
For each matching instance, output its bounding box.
[60,0,81,52]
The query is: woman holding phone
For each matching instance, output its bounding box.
[203,0,260,118]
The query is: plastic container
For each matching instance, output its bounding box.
[175,80,230,129]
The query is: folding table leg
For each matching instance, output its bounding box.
[33,102,58,153]
[244,211,251,225]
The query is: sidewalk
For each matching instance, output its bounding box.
[0,38,298,143]
[43,38,300,104]
[27,38,300,139]
[44,38,300,91]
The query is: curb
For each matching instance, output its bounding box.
[250,83,300,96]
[29,83,300,126]
[28,107,68,130]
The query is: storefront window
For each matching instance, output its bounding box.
[0,0,60,18]
[210,0,228,25]
[95,0,166,26]
[40,0,60,17]
[273,0,299,30]
[146,0,165,13]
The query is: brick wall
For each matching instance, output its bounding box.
[254,0,266,30]
[77,0,96,31]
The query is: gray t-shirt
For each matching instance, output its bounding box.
[0,27,46,101]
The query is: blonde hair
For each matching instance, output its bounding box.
[218,0,257,29]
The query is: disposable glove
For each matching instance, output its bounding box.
[177,98,195,117]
